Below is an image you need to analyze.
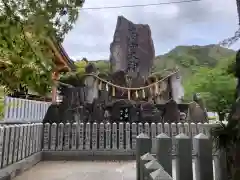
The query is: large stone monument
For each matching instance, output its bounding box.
[110,16,155,81]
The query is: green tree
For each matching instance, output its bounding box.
[184,67,236,121]
[0,0,84,95]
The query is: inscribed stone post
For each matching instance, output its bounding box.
[8,125,15,165]
[50,123,57,151]
[131,123,137,150]
[78,123,84,150]
[57,123,64,150]
[71,123,77,150]
[29,124,33,155]
[151,123,157,153]
[64,123,70,150]
[177,123,184,134]
[193,134,213,180]
[2,126,10,167]
[155,133,172,176]
[33,124,37,153]
[31,124,35,154]
[175,134,193,180]
[22,125,27,158]
[18,125,23,161]
[157,123,163,135]
[125,122,131,150]
[144,123,150,137]
[119,122,124,150]
[171,123,178,154]
[92,122,97,150]
[85,122,91,150]
[190,123,198,151]
[112,123,117,149]
[43,123,50,150]
[38,123,43,152]
[105,123,111,150]
[136,133,152,180]
[138,123,143,134]
[0,127,5,168]
[99,123,105,149]
[13,125,19,163]
[184,123,190,136]
[164,123,170,137]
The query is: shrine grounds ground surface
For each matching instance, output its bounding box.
[12,160,203,180]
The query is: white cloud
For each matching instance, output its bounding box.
[63,0,239,60]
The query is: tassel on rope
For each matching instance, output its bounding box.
[155,82,159,95]
[106,83,109,91]
[112,86,115,96]
[142,89,145,98]
[135,90,138,98]
[99,80,102,90]
[128,90,131,100]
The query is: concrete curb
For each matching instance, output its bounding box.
[42,150,136,161]
[0,152,42,180]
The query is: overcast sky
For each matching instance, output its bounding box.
[62,0,239,60]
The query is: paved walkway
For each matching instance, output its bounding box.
[12,160,204,180]
[13,161,136,180]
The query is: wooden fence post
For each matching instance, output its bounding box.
[155,133,172,176]
[136,133,151,180]
[193,133,213,180]
[175,133,193,180]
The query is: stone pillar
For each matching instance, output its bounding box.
[57,123,64,151]
[136,133,152,180]
[105,123,111,150]
[157,123,163,135]
[155,133,172,176]
[112,123,117,149]
[125,122,131,150]
[138,123,143,134]
[193,134,213,180]
[85,122,91,150]
[13,125,19,163]
[8,125,15,165]
[119,122,124,150]
[78,123,84,150]
[64,123,70,150]
[3,126,10,167]
[99,123,105,150]
[43,123,50,151]
[50,123,57,151]
[92,122,98,150]
[132,122,137,150]
[164,123,170,137]
[71,123,77,150]
[18,125,23,161]
[0,127,5,167]
[175,134,193,180]
[177,123,184,134]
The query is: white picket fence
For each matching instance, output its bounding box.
[3,96,51,122]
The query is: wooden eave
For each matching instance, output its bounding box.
[46,37,76,73]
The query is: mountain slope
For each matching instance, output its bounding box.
[153,44,236,78]
[76,44,236,80]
